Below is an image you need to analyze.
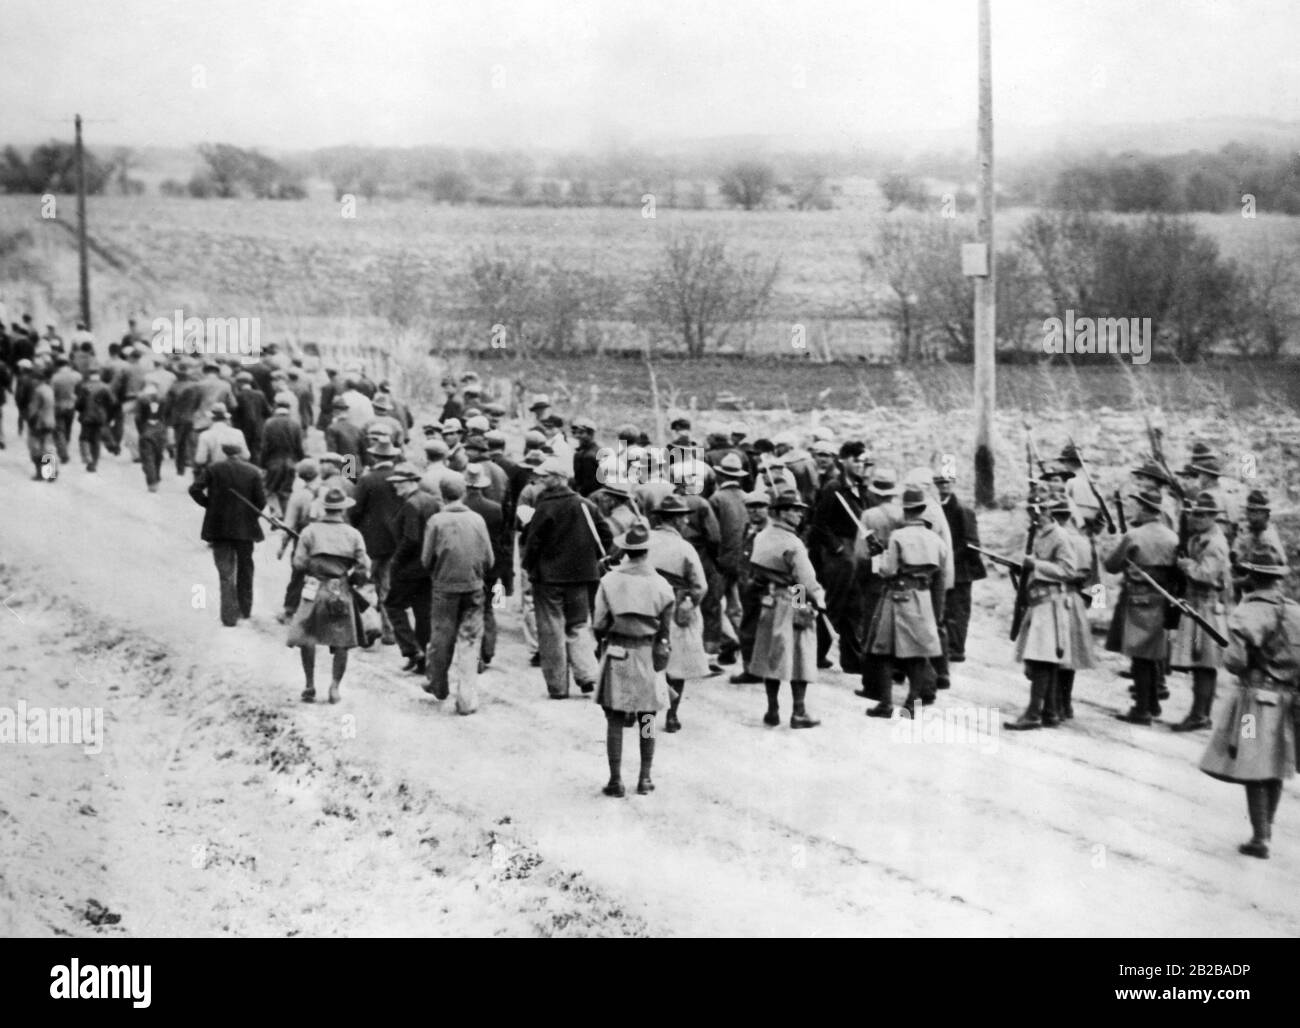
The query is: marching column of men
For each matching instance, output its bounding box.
[6,321,1296,845]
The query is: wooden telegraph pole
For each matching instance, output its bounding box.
[971,0,996,505]
[75,113,91,330]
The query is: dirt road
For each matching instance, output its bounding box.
[1,420,1296,937]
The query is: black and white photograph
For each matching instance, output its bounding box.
[1,0,1298,961]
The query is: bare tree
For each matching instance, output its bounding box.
[639,228,780,357]
[718,160,776,211]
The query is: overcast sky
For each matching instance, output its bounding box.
[4,0,1298,151]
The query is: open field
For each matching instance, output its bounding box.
[4,196,1300,360]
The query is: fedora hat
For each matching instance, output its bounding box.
[713,452,748,478]
[656,494,691,516]
[463,463,490,489]
[321,487,355,512]
[368,437,399,457]
[901,487,928,511]
[209,402,229,420]
[869,468,902,497]
[387,462,421,484]
[529,395,551,411]
[771,489,807,511]
[743,490,771,507]
[441,417,463,434]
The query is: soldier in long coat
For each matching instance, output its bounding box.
[1056,507,1098,720]
[747,490,826,729]
[853,468,904,701]
[729,490,772,685]
[864,487,948,718]
[1199,543,1300,859]
[647,494,711,732]
[1104,486,1180,724]
[1168,491,1230,732]
[593,523,675,797]
[1007,497,1079,729]
[287,488,371,704]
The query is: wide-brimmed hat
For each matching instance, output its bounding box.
[572,415,597,432]
[615,522,652,552]
[465,415,490,433]
[529,395,551,411]
[537,456,568,477]
[810,439,837,456]
[656,494,691,516]
[1179,455,1222,478]
[368,437,399,457]
[483,402,506,417]
[1133,486,1164,512]
[1239,543,1290,577]
[869,468,902,497]
[1187,490,1221,516]
[1057,443,1082,465]
[441,417,463,434]
[1130,460,1172,486]
[743,490,771,507]
[729,422,749,439]
[771,489,807,511]
[1245,489,1271,512]
[388,462,421,484]
[1039,461,1076,481]
[331,397,349,411]
[209,402,229,420]
[372,393,394,412]
[320,487,355,511]
[464,463,490,489]
[713,452,748,478]
[901,487,928,511]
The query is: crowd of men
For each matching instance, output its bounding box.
[3,317,1296,842]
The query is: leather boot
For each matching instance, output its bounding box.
[664,678,683,732]
[1174,669,1215,732]
[790,680,820,729]
[1058,669,1075,719]
[1041,668,1061,728]
[1006,663,1046,730]
[603,713,625,797]
[637,714,656,794]
[1266,778,1283,830]
[763,679,781,727]
[1239,782,1271,858]
[1118,661,1155,724]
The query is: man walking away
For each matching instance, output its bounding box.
[189,441,266,626]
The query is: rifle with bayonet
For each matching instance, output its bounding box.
[1143,415,1189,626]
[1010,436,1042,641]
[1066,435,1115,534]
[1125,559,1228,647]
[1112,489,1127,533]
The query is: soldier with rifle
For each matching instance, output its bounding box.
[1231,490,1283,599]
[863,487,948,719]
[1167,491,1231,732]
[729,490,772,685]
[1104,486,1184,725]
[1004,495,1077,729]
[1198,543,1300,859]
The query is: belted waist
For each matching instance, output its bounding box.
[608,633,655,648]
[889,573,932,592]
[1028,581,1064,602]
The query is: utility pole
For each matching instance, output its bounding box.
[75,113,91,330]
[972,0,996,506]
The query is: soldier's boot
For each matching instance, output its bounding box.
[789,680,820,729]
[664,677,684,733]
[603,712,626,797]
[866,660,895,717]
[1239,782,1271,858]
[1174,669,1216,732]
[1058,669,1075,720]
[1118,661,1155,725]
[763,679,781,727]
[1041,670,1061,728]
[1006,664,1046,730]
[1155,661,1170,702]
[636,714,656,794]
[300,648,316,703]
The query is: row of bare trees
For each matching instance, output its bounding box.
[376,211,1300,362]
